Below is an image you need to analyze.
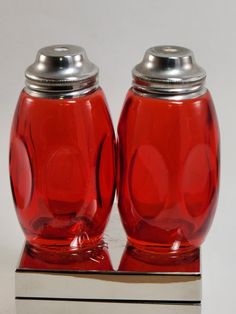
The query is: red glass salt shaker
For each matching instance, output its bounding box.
[10,45,116,257]
[117,46,220,257]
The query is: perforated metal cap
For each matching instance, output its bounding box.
[25,44,99,98]
[132,45,206,98]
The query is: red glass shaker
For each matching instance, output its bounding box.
[10,45,116,257]
[117,46,220,256]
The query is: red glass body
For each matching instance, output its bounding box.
[10,88,116,255]
[117,89,220,255]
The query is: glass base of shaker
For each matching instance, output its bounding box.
[118,242,200,272]
[127,236,199,256]
[20,240,111,268]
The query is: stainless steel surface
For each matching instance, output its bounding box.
[16,299,201,314]
[15,270,201,301]
[132,87,207,100]
[25,44,99,98]
[132,45,206,99]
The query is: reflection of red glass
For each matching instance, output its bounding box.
[19,241,113,271]
[117,89,220,255]
[118,244,200,272]
[10,88,116,256]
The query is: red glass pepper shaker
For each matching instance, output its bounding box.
[117,46,220,257]
[10,45,116,258]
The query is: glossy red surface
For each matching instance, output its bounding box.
[117,89,220,255]
[10,89,116,256]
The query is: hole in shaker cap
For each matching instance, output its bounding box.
[54,47,69,52]
[163,47,178,53]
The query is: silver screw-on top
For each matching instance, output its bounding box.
[25,44,99,98]
[132,45,206,98]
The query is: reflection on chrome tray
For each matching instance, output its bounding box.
[15,234,201,314]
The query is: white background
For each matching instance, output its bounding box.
[0,1,235,313]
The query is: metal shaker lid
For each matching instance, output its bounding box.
[132,45,206,98]
[25,44,99,98]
